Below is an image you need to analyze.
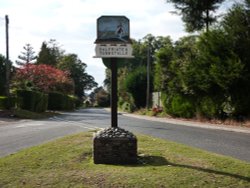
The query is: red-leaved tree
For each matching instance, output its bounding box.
[12,64,74,94]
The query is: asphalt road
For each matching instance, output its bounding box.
[0,108,250,162]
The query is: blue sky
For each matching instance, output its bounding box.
[0,0,235,87]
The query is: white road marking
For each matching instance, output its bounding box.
[16,123,44,128]
[50,116,99,130]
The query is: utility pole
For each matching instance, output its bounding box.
[146,45,150,109]
[5,15,10,97]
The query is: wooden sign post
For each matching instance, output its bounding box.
[93,16,137,164]
[94,15,133,128]
[111,58,118,127]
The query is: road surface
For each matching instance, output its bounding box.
[0,108,249,162]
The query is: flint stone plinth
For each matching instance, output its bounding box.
[93,127,137,164]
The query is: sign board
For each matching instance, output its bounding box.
[95,16,130,43]
[94,15,133,58]
[95,43,133,58]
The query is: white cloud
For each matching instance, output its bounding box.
[0,0,188,86]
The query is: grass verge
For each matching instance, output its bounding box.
[0,132,249,187]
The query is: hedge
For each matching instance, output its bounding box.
[0,96,16,110]
[197,96,221,119]
[16,90,48,113]
[162,93,195,118]
[48,92,75,111]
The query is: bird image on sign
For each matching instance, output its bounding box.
[115,23,124,39]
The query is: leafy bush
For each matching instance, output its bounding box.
[16,90,48,113]
[48,92,63,110]
[162,93,195,118]
[48,92,75,111]
[118,92,135,113]
[121,102,135,113]
[13,64,74,94]
[125,66,152,108]
[0,96,8,109]
[197,96,221,119]
[0,96,16,109]
[171,95,195,118]
[94,88,110,107]
[0,55,6,95]
[74,97,82,108]
[65,95,76,110]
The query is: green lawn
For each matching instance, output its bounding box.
[0,131,249,187]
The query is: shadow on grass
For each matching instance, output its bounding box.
[136,155,250,182]
[137,155,169,166]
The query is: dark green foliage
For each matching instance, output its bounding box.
[36,42,56,66]
[95,96,110,107]
[117,68,136,112]
[103,35,171,110]
[162,93,195,118]
[222,2,250,116]
[0,55,6,95]
[230,86,250,117]
[0,96,16,109]
[197,31,243,91]
[48,92,75,111]
[1,96,8,109]
[36,40,64,67]
[152,1,250,119]
[167,0,225,32]
[57,54,97,98]
[64,95,76,111]
[197,96,222,119]
[125,66,152,108]
[118,94,135,113]
[94,87,110,107]
[74,97,82,108]
[121,102,135,113]
[171,95,195,118]
[17,90,48,113]
[154,38,174,92]
[156,36,198,118]
[48,92,63,110]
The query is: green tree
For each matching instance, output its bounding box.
[221,1,250,116]
[191,31,243,116]
[57,54,97,98]
[167,0,225,32]
[93,87,110,107]
[103,68,111,93]
[36,39,64,66]
[0,55,6,95]
[155,36,198,117]
[103,34,179,109]
[123,34,169,71]
[36,42,55,66]
[155,35,198,94]
[0,54,14,96]
[125,66,153,108]
[154,37,174,92]
[16,43,37,66]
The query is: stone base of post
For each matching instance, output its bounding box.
[93,127,137,164]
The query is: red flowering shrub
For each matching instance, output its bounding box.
[12,64,74,94]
